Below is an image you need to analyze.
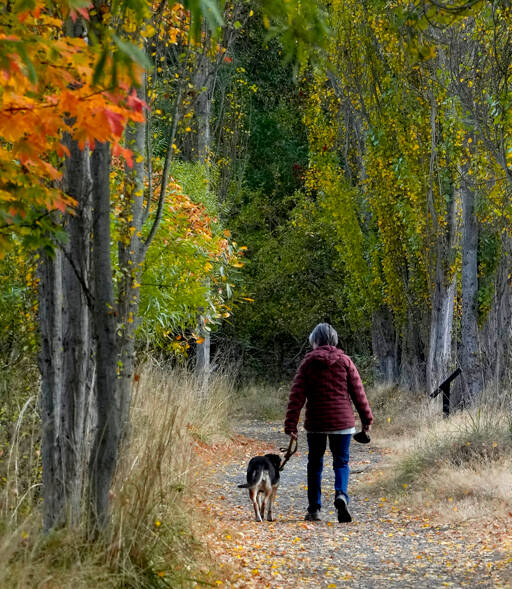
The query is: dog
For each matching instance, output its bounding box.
[238,453,281,522]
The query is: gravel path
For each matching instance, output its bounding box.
[206,420,512,588]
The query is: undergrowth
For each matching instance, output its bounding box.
[0,360,234,588]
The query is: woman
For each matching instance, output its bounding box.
[284,323,373,523]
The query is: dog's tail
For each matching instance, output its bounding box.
[237,464,265,489]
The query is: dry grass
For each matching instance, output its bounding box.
[366,383,512,525]
[0,361,234,588]
[0,355,41,521]
[235,382,290,421]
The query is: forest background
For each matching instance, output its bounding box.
[1,0,512,586]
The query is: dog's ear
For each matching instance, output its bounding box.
[266,454,282,470]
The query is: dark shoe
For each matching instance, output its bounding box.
[334,494,352,523]
[305,510,321,521]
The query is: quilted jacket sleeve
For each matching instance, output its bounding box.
[284,357,309,435]
[346,356,373,426]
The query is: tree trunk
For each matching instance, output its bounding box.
[89,141,119,531]
[39,137,94,531]
[426,183,458,394]
[193,51,212,376]
[60,140,95,526]
[39,248,65,531]
[456,172,483,408]
[371,307,399,383]
[400,308,427,392]
[479,238,512,387]
[195,55,212,162]
[195,313,211,381]
[426,271,457,394]
[117,83,146,436]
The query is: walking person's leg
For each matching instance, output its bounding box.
[306,433,327,520]
[329,433,352,522]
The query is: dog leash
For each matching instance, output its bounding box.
[279,437,298,471]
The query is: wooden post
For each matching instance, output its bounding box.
[430,367,462,417]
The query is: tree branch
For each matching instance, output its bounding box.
[142,83,183,254]
[55,237,95,311]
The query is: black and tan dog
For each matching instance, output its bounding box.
[238,454,281,522]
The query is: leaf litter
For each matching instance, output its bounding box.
[193,421,512,588]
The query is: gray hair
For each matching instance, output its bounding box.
[309,323,338,347]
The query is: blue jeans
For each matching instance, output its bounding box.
[306,433,351,513]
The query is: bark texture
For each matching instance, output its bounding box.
[400,308,427,393]
[371,308,399,384]
[117,83,146,436]
[193,51,213,377]
[426,183,459,394]
[479,241,512,387]
[39,138,94,530]
[457,174,483,408]
[88,141,119,530]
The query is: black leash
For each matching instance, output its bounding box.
[279,437,298,471]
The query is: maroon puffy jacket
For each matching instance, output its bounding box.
[284,345,373,435]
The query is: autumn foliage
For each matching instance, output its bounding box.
[0,0,145,249]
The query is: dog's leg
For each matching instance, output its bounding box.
[249,488,262,522]
[260,489,271,522]
[267,485,278,522]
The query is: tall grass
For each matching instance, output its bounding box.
[0,354,41,522]
[0,361,234,588]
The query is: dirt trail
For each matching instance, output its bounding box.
[203,420,512,588]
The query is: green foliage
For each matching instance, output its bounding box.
[171,160,220,217]
[135,162,241,353]
[257,0,330,66]
[225,188,366,377]
[0,247,38,357]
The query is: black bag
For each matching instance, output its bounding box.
[353,430,371,444]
